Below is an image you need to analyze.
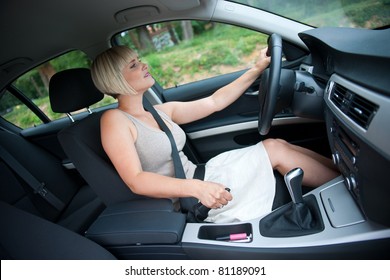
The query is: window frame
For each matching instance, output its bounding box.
[6,85,50,124]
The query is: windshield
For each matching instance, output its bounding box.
[228,0,390,29]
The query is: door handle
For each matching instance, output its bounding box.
[245,90,259,96]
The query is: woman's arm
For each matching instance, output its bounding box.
[157,48,271,124]
[100,109,232,208]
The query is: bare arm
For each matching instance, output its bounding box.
[100,109,232,207]
[157,48,271,124]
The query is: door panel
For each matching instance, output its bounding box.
[186,121,329,162]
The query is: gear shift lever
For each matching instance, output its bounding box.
[260,167,324,237]
[284,167,304,204]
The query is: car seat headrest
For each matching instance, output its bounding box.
[49,68,104,113]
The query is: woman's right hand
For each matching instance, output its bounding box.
[195,180,233,209]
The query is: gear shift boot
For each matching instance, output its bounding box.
[260,168,324,237]
[260,194,324,237]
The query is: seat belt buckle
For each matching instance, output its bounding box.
[35,183,48,197]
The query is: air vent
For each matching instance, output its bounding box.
[330,83,378,129]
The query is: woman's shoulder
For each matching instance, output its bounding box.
[101,109,138,140]
[101,109,135,129]
[102,108,135,120]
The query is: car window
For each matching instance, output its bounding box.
[0,50,116,129]
[0,89,45,128]
[114,20,268,89]
[228,0,390,29]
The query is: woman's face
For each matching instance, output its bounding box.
[121,57,155,94]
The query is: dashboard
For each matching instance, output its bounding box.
[298,27,390,227]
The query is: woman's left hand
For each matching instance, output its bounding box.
[253,47,271,73]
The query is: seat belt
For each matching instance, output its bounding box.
[143,98,198,213]
[0,145,66,212]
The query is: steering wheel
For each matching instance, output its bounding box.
[258,34,283,135]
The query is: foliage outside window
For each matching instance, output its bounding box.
[229,0,390,29]
[115,21,268,88]
[0,90,43,128]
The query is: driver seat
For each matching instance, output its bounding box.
[49,68,143,205]
[49,69,186,256]
[49,68,291,210]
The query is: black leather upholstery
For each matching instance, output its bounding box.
[0,201,115,260]
[58,111,144,205]
[49,68,144,205]
[0,129,105,233]
[85,200,185,246]
[48,69,190,253]
[49,68,103,113]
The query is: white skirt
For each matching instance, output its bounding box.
[204,142,275,223]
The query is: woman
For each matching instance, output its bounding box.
[91,45,338,223]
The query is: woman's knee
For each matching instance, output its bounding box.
[262,138,288,167]
[263,138,287,152]
[275,138,288,145]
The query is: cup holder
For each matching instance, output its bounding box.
[198,223,253,242]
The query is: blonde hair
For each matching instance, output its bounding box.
[91,46,138,97]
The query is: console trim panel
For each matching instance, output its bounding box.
[182,178,390,249]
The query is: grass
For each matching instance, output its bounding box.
[144,24,267,87]
[284,1,390,28]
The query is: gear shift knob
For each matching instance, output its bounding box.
[284,167,304,204]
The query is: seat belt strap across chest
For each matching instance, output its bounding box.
[143,98,198,212]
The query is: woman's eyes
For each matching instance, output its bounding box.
[130,59,142,69]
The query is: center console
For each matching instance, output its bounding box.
[85,176,390,259]
[181,177,390,259]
